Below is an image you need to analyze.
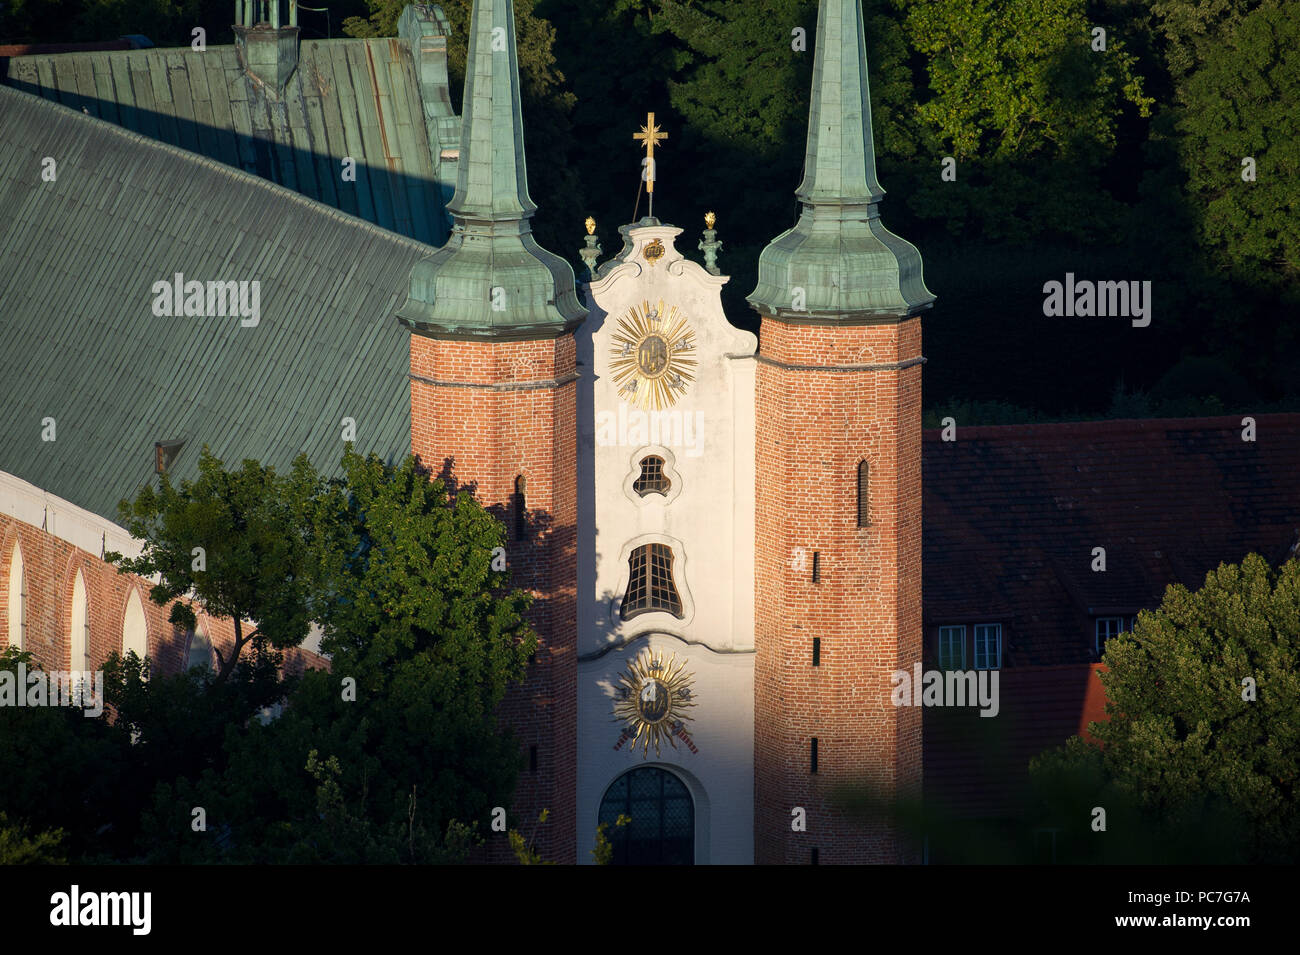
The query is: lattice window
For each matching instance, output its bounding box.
[598,767,694,865]
[620,543,683,619]
[632,455,671,496]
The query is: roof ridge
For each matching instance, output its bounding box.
[2,35,379,60]
[923,412,1300,439]
[0,82,441,258]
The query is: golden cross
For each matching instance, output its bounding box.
[633,112,668,195]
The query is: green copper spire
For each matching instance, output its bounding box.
[397,0,584,339]
[748,0,934,322]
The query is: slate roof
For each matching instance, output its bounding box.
[0,82,428,522]
[922,413,1300,665]
[2,27,458,245]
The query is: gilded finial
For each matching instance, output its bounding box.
[705,211,716,229]
[585,216,596,235]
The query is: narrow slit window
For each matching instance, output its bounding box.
[513,475,527,541]
[811,551,820,583]
[810,737,818,774]
[856,460,869,527]
[812,637,821,667]
[811,847,819,865]
[529,745,538,773]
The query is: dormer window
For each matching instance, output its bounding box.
[155,439,184,474]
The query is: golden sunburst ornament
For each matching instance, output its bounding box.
[612,650,697,757]
[609,300,697,410]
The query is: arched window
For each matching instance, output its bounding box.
[69,570,89,671]
[513,475,527,541]
[620,543,683,619]
[598,767,694,865]
[632,455,671,497]
[186,624,213,673]
[856,460,869,528]
[122,590,148,671]
[7,542,25,650]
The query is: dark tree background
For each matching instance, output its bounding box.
[3,0,1295,422]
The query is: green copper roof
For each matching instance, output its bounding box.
[2,22,459,246]
[0,83,423,523]
[749,0,934,322]
[396,0,584,340]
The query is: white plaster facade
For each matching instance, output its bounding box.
[575,223,757,863]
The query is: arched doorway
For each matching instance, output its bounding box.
[598,766,694,865]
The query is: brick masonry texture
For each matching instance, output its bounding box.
[0,516,325,679]
[410,332,578,864]
[753,317,924,865]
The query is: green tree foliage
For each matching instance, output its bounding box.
[1151,0,1264,79]
[1171,1,1300,289]
[4,451,537,863]
[1032,554,1300,863]
[124,451,534,863]
[902,0,1152,161]
[0,649,132,861]
[106,448,335,682]
[591,813,631,864]
[0,812,66,865]
[897,0,1153,242]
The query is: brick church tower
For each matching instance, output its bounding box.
[748,0,935,864]
[396,0,586,862]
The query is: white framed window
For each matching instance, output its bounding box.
[974,623,1001,670]
[937,625,965,670]
[1095,617,1124,657]
[7,542,26,650]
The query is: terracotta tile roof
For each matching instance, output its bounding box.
[921,414,1300,819]
[923,414,1300,666]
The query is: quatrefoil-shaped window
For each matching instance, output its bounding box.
[632,455,671,497]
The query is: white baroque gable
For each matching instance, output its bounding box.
[576,222,757,656]
[575,222,757,863]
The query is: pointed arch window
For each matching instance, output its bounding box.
[620,543,683,619]
[632,456,671,497]
[69,570,89,671]
[7,542,26,650]
[122,590,149,671]
[856,460,870,528]
[186,624,214,673]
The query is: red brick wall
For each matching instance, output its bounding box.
[753,317,924,864]
[409,332,578,864]
[0,515,325,679]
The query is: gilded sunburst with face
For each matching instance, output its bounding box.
[613,650,697,757]
[609,300,697,410]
